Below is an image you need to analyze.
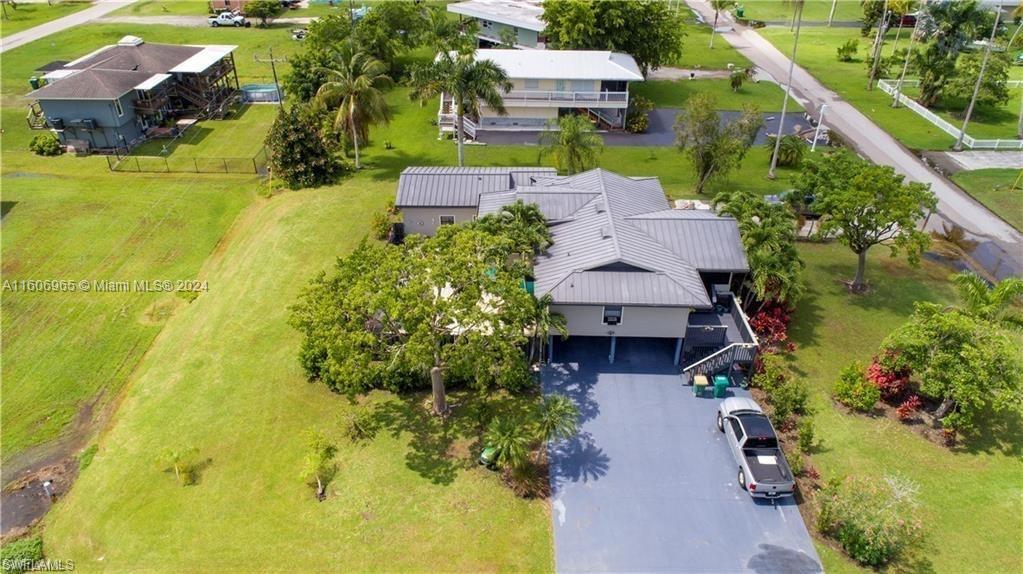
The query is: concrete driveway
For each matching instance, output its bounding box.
[543,337,821,573]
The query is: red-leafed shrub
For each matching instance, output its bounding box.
[866,353,911,403]
[896,395,922,421]
[750,302,793,354]
[805,465,821,480]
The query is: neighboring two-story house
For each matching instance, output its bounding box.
[448,0,546,49]
[394,167,760,381]
[26,36,239,153]
[438,49,643,137]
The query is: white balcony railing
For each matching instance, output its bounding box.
[502,90,628,104]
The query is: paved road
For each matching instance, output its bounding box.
[543,336,821,573]
[0,1,138,54]
[684,0,1022,277]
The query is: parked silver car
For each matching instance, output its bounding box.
[716,397,795,499]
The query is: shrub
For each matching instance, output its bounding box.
[788,450,805,476]
[797,417,815,452]
[816,475,924,567]
[752,352,787,393]
[266,106,349,189]
[836,39,858,62]
[506,460,550,498]
[1,536,44,574]
[770,377,811,426]
[867,352,910,403]
[370,212,391,240]
[896,395,922,421]
[834,362,880,412]
[625,95,654,134]
[749,302,792,353]
[340,407,375,443]
[765,134,806,167]
[29,133,62,156]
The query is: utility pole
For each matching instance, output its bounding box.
[768,2,803,179]
[811,104,828,152]
[827,0,838,27]
[892,13,923,108]
[867,0,890,90]
[253,47,287,108]
[953,4,1003,151]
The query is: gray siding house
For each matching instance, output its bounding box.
[448,0,546,49]
[26,36,239,153]
[394,167,760,380]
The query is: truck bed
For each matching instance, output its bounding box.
[743,448,791,483]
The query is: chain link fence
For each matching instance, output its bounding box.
[107,147,268,175]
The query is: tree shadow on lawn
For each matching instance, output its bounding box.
[363,149,448,182]
[786,283,827,376]
[955,407,1023,458]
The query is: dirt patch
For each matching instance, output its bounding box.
[0,459,77,540]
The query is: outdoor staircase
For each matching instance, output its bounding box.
[25,102,47,130]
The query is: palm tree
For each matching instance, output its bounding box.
[315,43,393,169]
[768,0,805,179]
[708,0,735,48]
[951,271,1023,327]
[537,394,579,444]
[484,416,531,470]
[528,293,568,365]
[538,115,604,175]
[409,51,512,167]
[497,200,552,255]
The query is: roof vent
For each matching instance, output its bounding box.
[594,200,605,213]
[600,226,612,239]
[117,35,144,47]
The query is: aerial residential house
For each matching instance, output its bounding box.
[448,0,546,49]
[26,36,239,153]
[438,49,643,137]
[394,167,760,382]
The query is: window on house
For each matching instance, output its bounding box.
[481,20,492,29]
[439,215,456,226]
[602,306,623,325]
[524,78,539,90]
[113,98,124,117]
[555,80,566,92]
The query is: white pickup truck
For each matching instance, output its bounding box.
[717,397,795,499]
[208,11,249,27]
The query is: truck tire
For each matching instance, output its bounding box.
[716,412,724,433]
[234,21,242,27]
[738,468,747,491]
[211,21,219,27]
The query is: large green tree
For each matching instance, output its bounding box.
[245,0,281,27]
[914,0,987,107]
[290,228,535,416]
[797,152,936,292]
[944,50,1012,111]
[950,272,1023,329]
[538,115,604,175]
[541,0,685,76]
[674,94,763,194]
[315,43,393,169]
[714,190,805,309]
[408,52,512,167]
[880,303,1022,434]
[265,106,347,189]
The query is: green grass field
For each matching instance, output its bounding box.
[951,168,1023,232]
[789,243,1023,573]
[676,22,755,70]
[737,0,864,23]
[758,26,1023,150]
[633,78,804,112]
[0,1,91,38]
[131,104,277,158]
[111,0,212,17]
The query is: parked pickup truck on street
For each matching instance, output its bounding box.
[209,11,249,27]
[716,397,795,499]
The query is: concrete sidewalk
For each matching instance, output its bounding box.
[1,0,137,54]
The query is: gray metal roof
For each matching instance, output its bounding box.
[395,166,557,208]
[627,217,749,272]
[549,271,702,306]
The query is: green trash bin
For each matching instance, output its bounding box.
[713,375,729,398]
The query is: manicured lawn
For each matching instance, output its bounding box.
[790,242,1023,573]
[633,78,804,111]
[132,104,277,159]
[41,168,553,572]
[951,168,1023,232]
[110,0,211,17]
[758,26,1023,150]
[736,0,863,23]
[676,22,754,70]
[0,0,91,37]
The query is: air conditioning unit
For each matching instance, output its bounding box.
[605,316,620,326]
[48,118,64,130]
[82,118,97,130]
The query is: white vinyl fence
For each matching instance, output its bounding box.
[877,79,1023,150]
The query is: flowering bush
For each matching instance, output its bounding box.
[867,352,911,403]
[816,475,924,567]
[750,303,793,354]
[834,362,880,412]
[896,395,922,421]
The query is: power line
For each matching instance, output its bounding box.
[253,47,287,108]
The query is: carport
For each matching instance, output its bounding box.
[543,337,821,573]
